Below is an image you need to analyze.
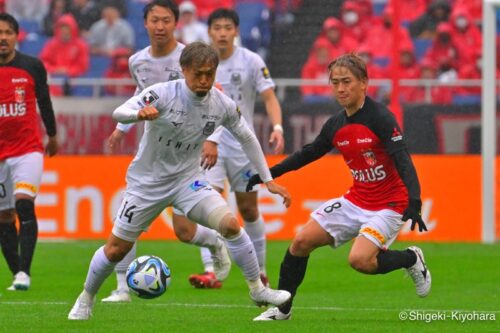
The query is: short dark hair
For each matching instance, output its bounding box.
[0,13,19,35]
[143,0,179,22]
[328,53,368,81]
[180,42,219,69]
[207,8,239,27]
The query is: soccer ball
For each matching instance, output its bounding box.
[126,255,171,299]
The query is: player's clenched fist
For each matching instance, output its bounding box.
[137,105,159,121]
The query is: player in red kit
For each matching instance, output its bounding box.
[0,13,58,290]
[248,53,431,321]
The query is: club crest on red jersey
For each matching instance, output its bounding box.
[391,127,403,142]
[362,149,376,166]
[15,87,25,103]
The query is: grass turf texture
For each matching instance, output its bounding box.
[0,241,498,333]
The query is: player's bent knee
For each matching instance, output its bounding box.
[290,235,315,256]
[214,212,240,238]
[173,221,196,243]
[348,254,375,274]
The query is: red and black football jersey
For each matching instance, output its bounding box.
[0,51,56,160]
[271,97,416,213]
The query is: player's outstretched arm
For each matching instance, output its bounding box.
[45,135,58,157]
[261,89,285,154]
[108,128,126,152]
[201,140,218,170]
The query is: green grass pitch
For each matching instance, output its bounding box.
[0,240,498,333]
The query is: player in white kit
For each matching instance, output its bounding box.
[102,0,228,303]
[68,42,292,320]
[177,8,285,289]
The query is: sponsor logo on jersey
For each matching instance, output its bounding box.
[12,77,28,83]
[350,165,387,182]
[230,72,242,86]
[261,67,271,79]
[202,114,221,121]
[357,138,372,144]
[337,140,349,146]
[15,87,25,103]
[391,127,403,142]
[159,137,199,151]
[171,121,183,127]
[142,90,159,105]
[168,71,181,81]
[0,103,27,117]
[168,108,187,116]
[360,227,386,245]
[361,149,376,166]
[203,121,215,135]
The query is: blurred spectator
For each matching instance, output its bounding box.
[300,38,333,103]
[103,47,135,96]
[189,0,234,21]
[387,0,427,24]
[363,5,412,60]
[42,0,70,36]
[450,5,482,57]
[70,0,101,36]
[423,23,467,76]
[357,44,386,100]
[87,5,134,56]
[6,0,49,25]
[388,41,421,103]
[340,0,372,44]
[405,59,452,104]
[40,14,89,95]
[409,0,451,39]
[175,1,209,44]
[456,49,481,96]
[316,17,357,59]
[454,0,482,27]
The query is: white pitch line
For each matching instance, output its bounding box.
[0,300,498,314]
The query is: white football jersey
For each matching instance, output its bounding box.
[213,46,275,153]
[113,79,272,200]
[117,43,185,132]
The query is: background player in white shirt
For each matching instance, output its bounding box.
[103,0,227,303]
[68,42,292,321]
[176,8,285,289]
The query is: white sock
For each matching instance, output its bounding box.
[244,215,266,273]
[224,229,260,282]
[84,246,116,296]
[200,247,214,273]
[114,242,136,291]
[190,225,219,272]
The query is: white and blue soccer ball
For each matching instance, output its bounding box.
[126,255,171,299]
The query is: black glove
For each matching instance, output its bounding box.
[402,199,427,232]
[246,174,263,192]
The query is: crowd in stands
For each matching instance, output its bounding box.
[1,0,495,105]
[301,0,494,105]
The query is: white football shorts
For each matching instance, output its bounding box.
[311,196,404,250]
[0,152,43,210]
[205,150,257,193]
[113,171,227,242]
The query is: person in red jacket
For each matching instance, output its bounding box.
[315,17,358,60]
[340,0,371,44]
[103,47,135,96]
[423,22,466,75]
[363,5,412,61]
[301,38,333,103]
[357,43,385,100]
[40,14,89,95]
[450,5,482,59]
[387,0,427,24]
[405,59,452,104]
[387,41,420,103]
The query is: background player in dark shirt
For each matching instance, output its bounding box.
[248,53,431,321]
[0,13,58,290]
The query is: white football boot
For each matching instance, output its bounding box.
[211,236,231,281]
[68,291,96,320]
[250,287,291,307]
[101,289,131,303]
[8,271,30,291]
[406,246,431,297]
[253,307,291,321]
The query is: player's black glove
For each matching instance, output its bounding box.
[402,199,427,232]
[246,174,263,192]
